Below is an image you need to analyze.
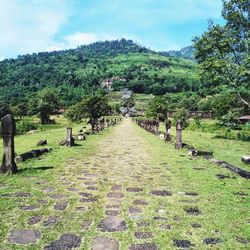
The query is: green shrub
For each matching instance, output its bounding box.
[16,119,37,135]
[173,108,189,128]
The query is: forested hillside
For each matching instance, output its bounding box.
[0,39,198,106]
[161,46,195,60]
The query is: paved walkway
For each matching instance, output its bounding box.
[5,118,231,249]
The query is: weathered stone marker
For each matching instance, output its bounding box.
[242,156,250,164]
[0,114,18,174]
[175,120,183,149]
[165,119,171,142]
[65,127,74,147]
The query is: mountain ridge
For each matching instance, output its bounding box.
[160,45,195,60]
[0,39,198,106]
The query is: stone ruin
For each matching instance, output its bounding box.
[165,119,171,142]
[135,118,159,135]
[0,114,18,174]
[175,120,183,149]
[65,128,75,147]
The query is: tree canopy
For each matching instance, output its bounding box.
[194,0,250,108]
[66,96,110,125]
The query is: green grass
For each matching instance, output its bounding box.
[159,121,250,171]
[0,119,115,249]
[0,118,249,249]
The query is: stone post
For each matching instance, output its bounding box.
[0,114,18,174]
[165,119,172,142]
[95,119,99,133]
[175,120,183,149]
[66,127,74,147]
[106,119,110,127]
[100,117,105,131]
[155,120,159,135]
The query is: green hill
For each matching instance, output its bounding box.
[0,39,198,106]
[161,45,195,60]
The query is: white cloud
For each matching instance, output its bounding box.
[0,0,223,59]
[0,0,69,58]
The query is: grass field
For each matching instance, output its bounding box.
[159,121,250,172]
[0,118,249,249]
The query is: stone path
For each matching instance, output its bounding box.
[3,118,235,249]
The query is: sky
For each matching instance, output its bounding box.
[0,0,224,60]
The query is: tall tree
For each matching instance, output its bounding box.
[28,88,60,124]
[146,96,169,121]
[66,96,110,133]
[194,0,250,108]
[0,100,11,119]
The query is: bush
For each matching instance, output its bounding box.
[173,108,189,128]
[16,119,37,134]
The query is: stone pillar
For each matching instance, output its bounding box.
[66,127,74,147]
[155,120,159,135]
[106,119,110,127]
[175,120,183,149]
[95,119,99,133]
[0,114,18,174]
[165,120,172,142]
[100,117,105,131]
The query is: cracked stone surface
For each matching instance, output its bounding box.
[54,201,68,211]
[92,236,119,250]
[97,216,127,232]
[203,238,223,245]
[151,190,172,196]
[134,231,153,239]
[44,233,81,250]
[173,239,192,248]
[8,230,41,244]
[43,216,60,227]
[28,215,43,225]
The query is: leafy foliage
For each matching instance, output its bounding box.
[146,96,169,120]
[194,0,250,108]
[28,88,61,124]
[173,108,189,128]
[0,39,198,108]
[66,96,110,124]
[0,100,11,119]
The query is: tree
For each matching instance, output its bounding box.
[0,100,11,119]
[146,96,169,121]
[11,100,28,119]
[194,0,250,108]
[66,96,110,133]
[121,95,135,109]
[28,88,60,124]
[173,108,189,128]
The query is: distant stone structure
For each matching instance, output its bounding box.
[237,115,250,124]
[242,156,250,164]
[101,77,126,91]
[37,139,47,146]
[0,114,18,174]
[16,148,52,162]
[165,120,172,142]
[66,128,74,147]
[168,111,213,119]
[175,120,183,149]
[77,129,86,141]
